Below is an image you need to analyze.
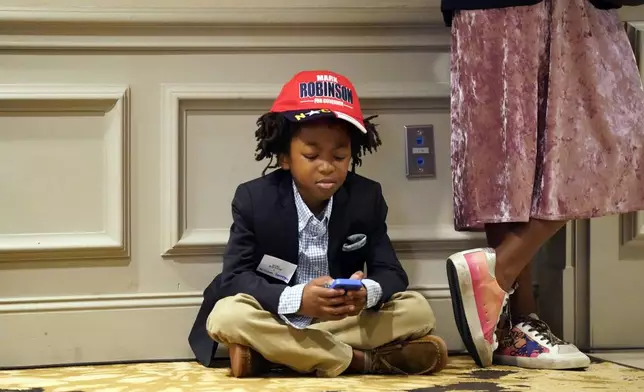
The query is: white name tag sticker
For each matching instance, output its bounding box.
[256,255,297,283]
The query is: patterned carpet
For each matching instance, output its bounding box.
[0,356,643,392]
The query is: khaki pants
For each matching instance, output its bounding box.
[206,291,436,377]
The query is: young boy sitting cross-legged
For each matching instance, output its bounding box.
[187,70,448,378]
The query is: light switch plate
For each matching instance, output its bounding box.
[404,124,436,178]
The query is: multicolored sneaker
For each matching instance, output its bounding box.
[446,248,511,367]
[494,314,591,370]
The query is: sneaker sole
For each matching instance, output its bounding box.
[493,353,591,370]
[446,254,493,368]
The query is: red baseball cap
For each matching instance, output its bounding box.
[270,70,367,134]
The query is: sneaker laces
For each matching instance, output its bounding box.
[496,280,565,347]
[517,316,566,346]
[492,275,519,348]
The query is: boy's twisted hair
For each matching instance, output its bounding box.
[254,112,382,175]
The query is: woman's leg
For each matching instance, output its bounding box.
[492,219,566,292]
[485,223,537,317]
[508,267,538,317]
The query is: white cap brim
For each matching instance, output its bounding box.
[335,111,367,134]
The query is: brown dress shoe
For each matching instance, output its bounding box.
[228,344,270,378]
[365,335,449,375]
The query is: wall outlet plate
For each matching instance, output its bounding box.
[404,124,436,178]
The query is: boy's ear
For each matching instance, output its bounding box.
[278,153,290,170]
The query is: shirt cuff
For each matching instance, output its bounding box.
[361,278,383,309]
[277,283,306,315]
[279,314,314,329]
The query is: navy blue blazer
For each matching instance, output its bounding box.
[188,169,409,367]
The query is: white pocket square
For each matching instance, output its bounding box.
[342,233,367,252]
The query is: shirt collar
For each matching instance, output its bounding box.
[292,180,333,233]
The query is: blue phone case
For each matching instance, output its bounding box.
[328,278,363,290]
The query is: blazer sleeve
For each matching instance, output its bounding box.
[365,183,409,307]
[218,183,287,314]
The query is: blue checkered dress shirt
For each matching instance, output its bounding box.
[277,181,383,329]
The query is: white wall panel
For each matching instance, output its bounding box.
[0,85,130,262]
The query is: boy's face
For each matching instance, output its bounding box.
[281,119,352,211]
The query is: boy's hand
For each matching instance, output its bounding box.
[300,276,354,321]
[346,271,367,316]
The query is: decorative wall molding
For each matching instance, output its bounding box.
[0,1,450,51]
[627,21,644,59]
[0,26,449,52]
[0,1,443,26]
[0,284,450,314]
[0,84,131,262]
[622,11,644,23]
[0,292,202,314]
[621,23,644,248]
[162,228,485,258]
[160,82,484,258]
[408,284,451,300]
[620,211,644,247]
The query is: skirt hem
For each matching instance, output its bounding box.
[454,204,644,232]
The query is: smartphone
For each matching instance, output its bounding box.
[327,278,363,291]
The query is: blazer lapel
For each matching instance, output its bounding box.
[327,184,349,274]
[274,170,299,265]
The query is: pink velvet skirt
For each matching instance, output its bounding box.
[450,0,644,231]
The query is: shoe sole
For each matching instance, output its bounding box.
[446,254,493,368]
[493,353,591,370]
[229,344,252,378]
[425,335,449,373]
